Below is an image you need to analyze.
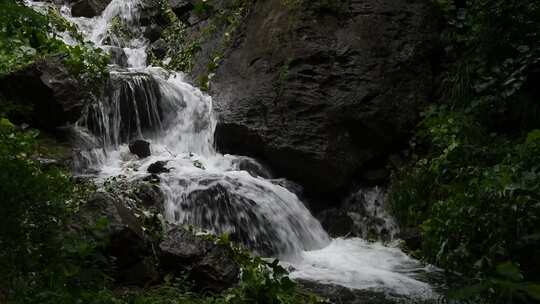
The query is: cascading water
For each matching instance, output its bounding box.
[26,0,439,299]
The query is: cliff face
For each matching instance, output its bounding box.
[177,0,438,198]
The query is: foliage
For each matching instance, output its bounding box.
[450,262,540,304]
[0,0,109,84]
[435,0,540,130]
[0,118,113,303]
[390,0,540,302]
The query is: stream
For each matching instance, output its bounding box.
[26,0,440,300]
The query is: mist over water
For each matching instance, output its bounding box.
[26,0,439,298]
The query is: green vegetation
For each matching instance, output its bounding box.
[0,0,109,84]
[390,0,540,302]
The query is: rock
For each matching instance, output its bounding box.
[231,156,272,179]
[298,280,401,304]
[0,56,89,131]
[159,227,240,291]
[71,0,112,18]
[145,26,164,43]
[398,228,422,252]
[168,0,193,19]
[103,46,128,67]
[360,168,390,185]
[318,208,355,237]
[147,160,170,174]
[129,140,151,158]
[80,192,157,285]
[149,39,168,60]
[181,180,282,255]
[83,71,166,145]
[316,187,399,241]
[134,181,165,212]
[270,178,304,198]
[188,0,438,198]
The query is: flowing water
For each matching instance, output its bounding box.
[26,0,439,299]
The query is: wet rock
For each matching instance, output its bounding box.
[149,39,168,59]
[190,0,438,198]
[145,26,164,43]
[159,227,240,292]
[298,280,400,304]
[134,181,165,212]
[129,140,151,158]
[318,209,355,237]
[71,0,112,18]
[231,156,272,179]
[83,72,165,144]
[270,178,304,198]
[316,188,398,241]
[0,56,89,131]
[147,160,170,174]
[103,46,128,67]
[398,228,422,252]
[182,181,281,255]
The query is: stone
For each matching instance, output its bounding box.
[147,160,170,174]
[149,39,168,60]
[159,227,240,291]
[79,192,158,285]
[0,56,89,131]
[398,228,423,252]
[129,140,151,158]
[187,0,438,198]
[231,156,272,179]
[134,181,165,212]
[168,0,193,19]
[103,46,128,67]
[298,280,400,304]
[318,208,355,237]
[71,0,112,18]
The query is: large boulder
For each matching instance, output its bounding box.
[80,191,160,285]
[187,0,438,197]
[0,57,88,131]
[71,0,112,18]
[159,227,240,292]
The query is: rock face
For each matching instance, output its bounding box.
[0,57,88,131]
[159,227,240,292]
[71,0,112,18]
[187,0,437,197]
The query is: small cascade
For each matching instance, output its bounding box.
[161,172,330,257]
[81,71,165,148]
[347,187,400,241]
[24,0,440,298]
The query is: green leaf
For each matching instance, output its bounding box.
[519,283,540,300]
[496,262,523,282]
[526,130,540,144]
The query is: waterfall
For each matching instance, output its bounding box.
[25,0,439,298]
